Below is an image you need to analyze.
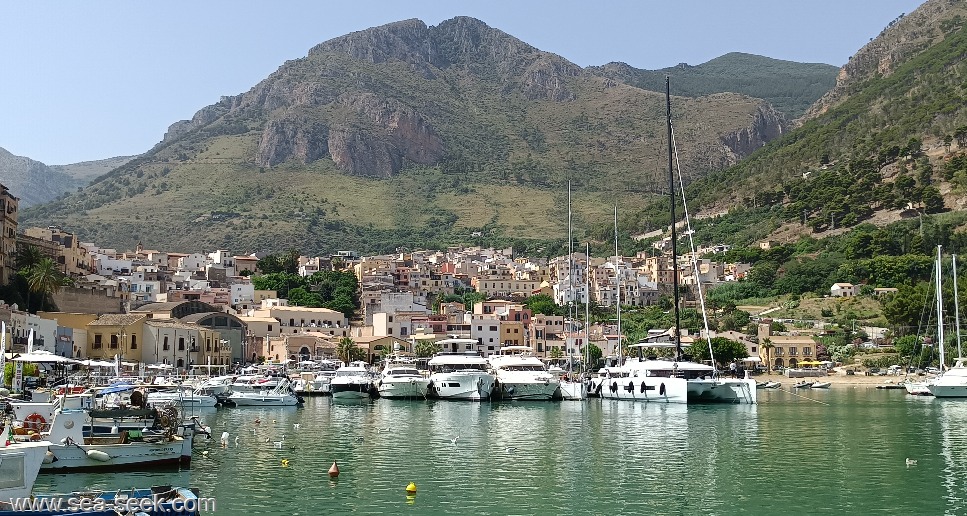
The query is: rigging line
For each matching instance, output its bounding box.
[669,122,716,369]
[773,386,831,405]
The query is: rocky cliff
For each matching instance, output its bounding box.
[801,0,967,122]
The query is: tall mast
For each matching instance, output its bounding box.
[568,181,574,357]
[955,254,963,359]
[667,76,682,360]
[937,245,946,371]
[585,242,591,371]
[615,205,622,364]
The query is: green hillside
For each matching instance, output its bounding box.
[22,17,788,256]
[588,52,838,119]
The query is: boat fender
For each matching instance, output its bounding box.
[595,383,602,395]
[626,381,634,392]
[86,449,112,462]
[659,383,666,396]
[610,382,617,393]
[640,382,647,393]
[43,451,56,464]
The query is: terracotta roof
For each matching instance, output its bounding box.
[132,302,184,312]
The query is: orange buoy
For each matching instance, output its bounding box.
[328,461,339,478]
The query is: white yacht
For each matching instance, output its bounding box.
[927,358,967,397]
[377,364,430,399]
[146,387,219,408]
[427,348,496,401]
[330,364,374,400]
[488,346,561,401]
[597,344,756,404]
[228,378,302,406]
[0,420,49,502]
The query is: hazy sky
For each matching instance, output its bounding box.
[1,0,923,165]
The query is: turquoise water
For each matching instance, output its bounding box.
[32,388,967,515]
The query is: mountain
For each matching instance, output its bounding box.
[0,147,133,207]
[678,0,967,246]
[22,17,797,255]
[588,53,838,119]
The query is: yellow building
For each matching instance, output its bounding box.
[85,313,148,362]
[0,184,18,285]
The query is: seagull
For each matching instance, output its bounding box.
[354,436,365,442]
[505,446,518,453]
[220,432,230,448]
[234,436,240,448]
[265,437,270,443]
[450,436,459,445]
[274,441,283,449]
[906,458,918,466]
[201,450,209,456]
[293,424,300,430]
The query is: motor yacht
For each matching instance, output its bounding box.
[488,346,560,401]
[426,347,496,401]
[330,364,374,400]
[228,378,302,406]
[377,364,430,399]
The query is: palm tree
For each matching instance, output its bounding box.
[337,337,359,364]
[761,338,775,374]
[23,257,68,313]
[415,341,442,358]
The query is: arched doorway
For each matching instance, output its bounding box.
[299,347,311,359]
[774,358,784,369]
[788,358,798,368]
[177,358,185,368]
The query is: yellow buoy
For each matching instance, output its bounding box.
[281,459,290,467]
[405,482,417,494]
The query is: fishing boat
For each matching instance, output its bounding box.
[811,382,831,389]
[146,387,218,408]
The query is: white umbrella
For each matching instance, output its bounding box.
[79,359,115,367]
[13,351,78,364]
[147,364,173,369]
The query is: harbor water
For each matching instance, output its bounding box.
[32,388,967,515]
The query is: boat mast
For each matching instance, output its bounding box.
[586,242,591,371]
[936,245,946,371]
[954,254,963,359]
[615,205,622,365]
[667,76,682,360]
[568,180,574,362]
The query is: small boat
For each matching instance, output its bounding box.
[763,381,781,389]
[793,381,813,389]
[877,383,907,390]
[331,363,375,400]
[377,364,429,400]
[227,379,302,406]
[811,382,831,389]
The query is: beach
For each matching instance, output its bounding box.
[753,370,912,387]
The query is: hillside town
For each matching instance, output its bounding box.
[0,181,851,374]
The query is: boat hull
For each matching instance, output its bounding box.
[559,380,587,400]
[904,381,933,395]
[40,437,191,472]
[377,378,430,399]
[227,394,300,406]
[686,378,757,404]
[927,384,967,397]
[493,378,561,401]
[330,381,372,400]
[427,372,495,401]
[599,377,688,403]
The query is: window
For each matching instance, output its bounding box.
[206,340,212,352]
[751,346,757,353]
[130,335,137,350]
[789,347,798,356]
[93,334,102,349]
[178,338,185,351]
[110,335,119,349]
[388,328,393,335]
[268,325,273,332]
[489,326,497,332]
[803,347,812,356]
[163,336,170,351]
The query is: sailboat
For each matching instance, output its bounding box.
[927,250,967,397]
[598,77,756,404]
[905,247,941,396]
